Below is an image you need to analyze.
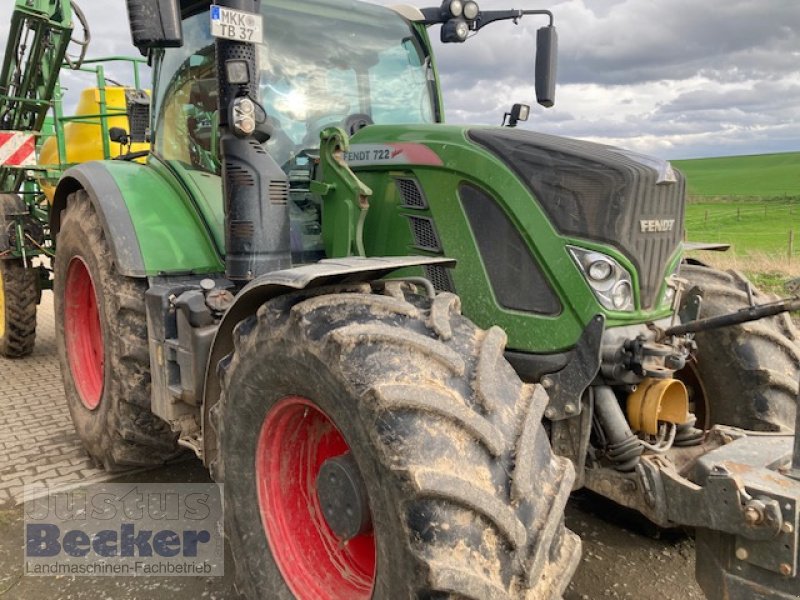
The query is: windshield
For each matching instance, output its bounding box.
[154,0,436,170]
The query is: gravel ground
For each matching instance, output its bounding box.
[0,461,705,600]
[565,491,704,600]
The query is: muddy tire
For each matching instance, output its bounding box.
[0,193,37,358]
[0,260,38,358]
[54,190,179,471]
[216,285,580,600]
[678,263,800,431]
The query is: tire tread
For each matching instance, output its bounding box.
[219,286,579,599]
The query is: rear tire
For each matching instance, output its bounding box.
[216,285,581,600]
[0,193,37,358]
[54,190,179,471]
[678,263,800,431]
[0,259,37,358]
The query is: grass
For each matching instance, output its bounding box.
[685,201,800,256]
[673,152,800,198]
[687,251,799,297]
[676,151,800,296]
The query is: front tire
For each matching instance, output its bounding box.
[54,191,179,470]
[217,285,581,599]
[679,263,800,431]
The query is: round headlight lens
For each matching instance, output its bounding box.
[449,0,463,17]
[588,259,613,281]
[455,20,469,40]
[611,281,633,310]
[463,0,479,19]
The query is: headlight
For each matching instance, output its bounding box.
[448,0,463,17]
[611,280,633,310]
[463,0,479,19]
[588,259,613,282]
[569,246,635,311]
[231,97,256,137]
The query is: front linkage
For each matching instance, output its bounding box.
[561,282,800,599]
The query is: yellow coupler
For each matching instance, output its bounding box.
[38,87,150,203]
[627,377,690,435]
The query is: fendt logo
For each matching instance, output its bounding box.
[639,219,676,233]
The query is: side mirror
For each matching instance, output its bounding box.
[109,127,130,145]
[535,25,558,107]
[125,0,183,54]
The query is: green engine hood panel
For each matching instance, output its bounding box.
[341,124,677,352]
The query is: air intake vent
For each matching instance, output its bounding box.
[250,139,268,155]
[226,164,255,187]
[408,216,441,253]
[425,265,454,293]
[460,183,561,315]
[269,180,289,205]
[230,220,254,240]
[396,178,427,209]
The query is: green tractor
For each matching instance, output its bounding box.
[2,0,800,598]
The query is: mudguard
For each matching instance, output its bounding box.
[201,255,456,463]
[52,161,223,278]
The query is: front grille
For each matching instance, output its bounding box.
[469,128,684,308]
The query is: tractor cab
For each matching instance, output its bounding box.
[151,0,440,262]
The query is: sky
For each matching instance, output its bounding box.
[1,0,798,159]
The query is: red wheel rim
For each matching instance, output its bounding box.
[64,257,104,410]
[256,396,376,599]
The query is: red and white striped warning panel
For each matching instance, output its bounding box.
[0,131,36,167]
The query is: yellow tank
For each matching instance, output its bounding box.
[38,86,150,203]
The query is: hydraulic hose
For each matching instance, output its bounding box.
[65,1,91,70]
[594,386,642,472]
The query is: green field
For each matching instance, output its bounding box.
[676,152,800,293]
[686,202,800,255]
[673,152,800,198]
[675,151,800,257]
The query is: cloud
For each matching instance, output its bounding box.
[0,0,796,159]
[416,0,800,157]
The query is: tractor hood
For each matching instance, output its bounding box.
[349,124,685,310]
[468,127,686,309]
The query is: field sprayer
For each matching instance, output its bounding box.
[1,0,800,598]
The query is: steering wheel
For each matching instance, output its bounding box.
[301,113,375,148]
[341,113,374,136]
